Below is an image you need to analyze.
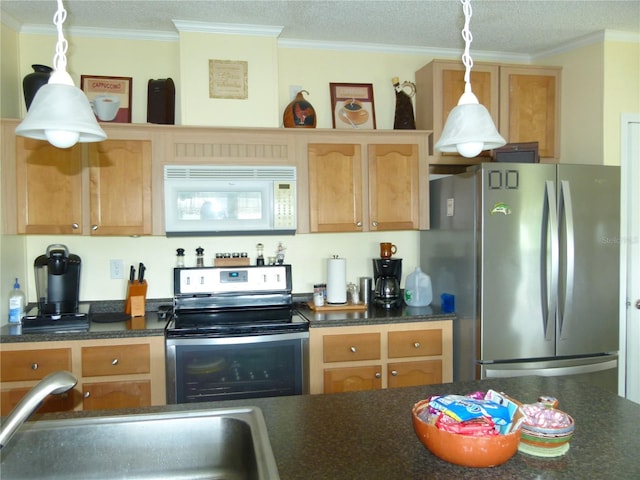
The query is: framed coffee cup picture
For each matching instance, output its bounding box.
[330,82,376,129]
[80,75,132,123]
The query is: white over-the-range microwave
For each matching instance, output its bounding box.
[164,165,297,236]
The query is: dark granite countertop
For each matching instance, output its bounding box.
[0,300,170,344]
[20,375,640,479]
[1,297,453,343]
[295,301,455,327]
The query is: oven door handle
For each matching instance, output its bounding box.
[166,330,309,346]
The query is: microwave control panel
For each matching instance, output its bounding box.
[273,181,296,229]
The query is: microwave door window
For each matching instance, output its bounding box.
[176,191,268,229]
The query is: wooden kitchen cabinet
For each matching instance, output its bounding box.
[2,120,153,235]
[415,59,561,170]
[0,346,75,415]
[309,320,453,394]
[499,66,560,159]
[15,137,84,234]
[0,336,165,413]
[415,60,499,171]
[308,142,420,232]
[88,139,152,235]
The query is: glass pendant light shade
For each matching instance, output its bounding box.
[434,0,506,158]
[15,83,106,148]
[434,102,506,158]
[15,0,107,149]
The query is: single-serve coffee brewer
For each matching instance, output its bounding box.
[373,258,402,309]
[34,244,81,315]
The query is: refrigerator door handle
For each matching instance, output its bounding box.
[484,358,618,378]
[544,180,559,341]
[559,180,575,339]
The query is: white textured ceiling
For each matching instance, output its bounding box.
[1,1,639,57]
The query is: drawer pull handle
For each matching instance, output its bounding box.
[84,391,91,398]
[414,342,421,349]
[350,346,357,353]
[391,370,398,376]
[375,372,381,379]
[111,358,119,366]
[31,363,39,370]
[72,223,79,229]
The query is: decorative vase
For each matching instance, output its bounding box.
[392,77,416,130]
[23,64,53,110]
[283,90,316,128]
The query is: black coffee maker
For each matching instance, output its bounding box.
[34,244,81,315]
[373,258,402,309]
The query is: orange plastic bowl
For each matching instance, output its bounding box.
[412,399,521,468]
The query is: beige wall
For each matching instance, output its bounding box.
[1,25,638,320]
[603,40,640,165]
[1,23,20,118]
[540,42,605,164]
[178,31,279,127]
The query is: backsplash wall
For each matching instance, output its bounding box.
[21,231,420,305]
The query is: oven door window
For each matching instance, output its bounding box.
[173,338,305,403]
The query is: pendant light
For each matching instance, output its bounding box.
[434,0,505,158]
[15,0,106,149]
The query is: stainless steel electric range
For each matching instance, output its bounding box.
[165,264,309,404]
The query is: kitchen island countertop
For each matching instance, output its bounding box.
[14,375,639,479]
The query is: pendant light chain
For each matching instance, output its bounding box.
[52,0,68,73]
[460,0,474,92]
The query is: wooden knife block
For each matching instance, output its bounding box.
[125,280,148,317]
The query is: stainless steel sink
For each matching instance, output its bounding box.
[0,407,279,479]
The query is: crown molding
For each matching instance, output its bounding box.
[533,29,639,60]
[172,20,282,37]
[277,38,531,63]
[16,23,178,41]
[0,10,21,31]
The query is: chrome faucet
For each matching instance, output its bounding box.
[0,370,77,449]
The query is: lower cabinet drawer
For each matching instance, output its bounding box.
[1,386,78,415]
[81,344,150,376]
[323,333,381,363]
[323,365,382,394]
[82,380,151,410]
[388,329,443,358]
[0,348,72,382]
[387,360,443,389]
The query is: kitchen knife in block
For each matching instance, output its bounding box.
[125,280,148,317]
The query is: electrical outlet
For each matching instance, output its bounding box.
[110,259,124,279]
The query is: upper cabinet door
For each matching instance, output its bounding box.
[15,138,83,234]
[308,143,363,233]
[500,66,561,159]
[88,140,152,236]
[368,144,419,231]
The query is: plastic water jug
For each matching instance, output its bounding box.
[404,267,432,307]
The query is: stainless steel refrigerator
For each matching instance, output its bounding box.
[421,163,620,393]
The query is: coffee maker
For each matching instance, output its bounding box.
[34,244,82,315]
[373,258,402,309]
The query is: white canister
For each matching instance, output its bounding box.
[326,256,347,304]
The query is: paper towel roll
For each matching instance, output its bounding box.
[326,256,347,304]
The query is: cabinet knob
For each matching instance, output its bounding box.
[72,223,79,229]
[356,221,363,227]
[414,342,421,349]
[111,358,119,365]
[350,346,357,353]
[372,221,378,227]
[31,363,38,370]
[83,391,91,398]
[375,372,381,379]
[391,370,398,376]
[91,224,99,231]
